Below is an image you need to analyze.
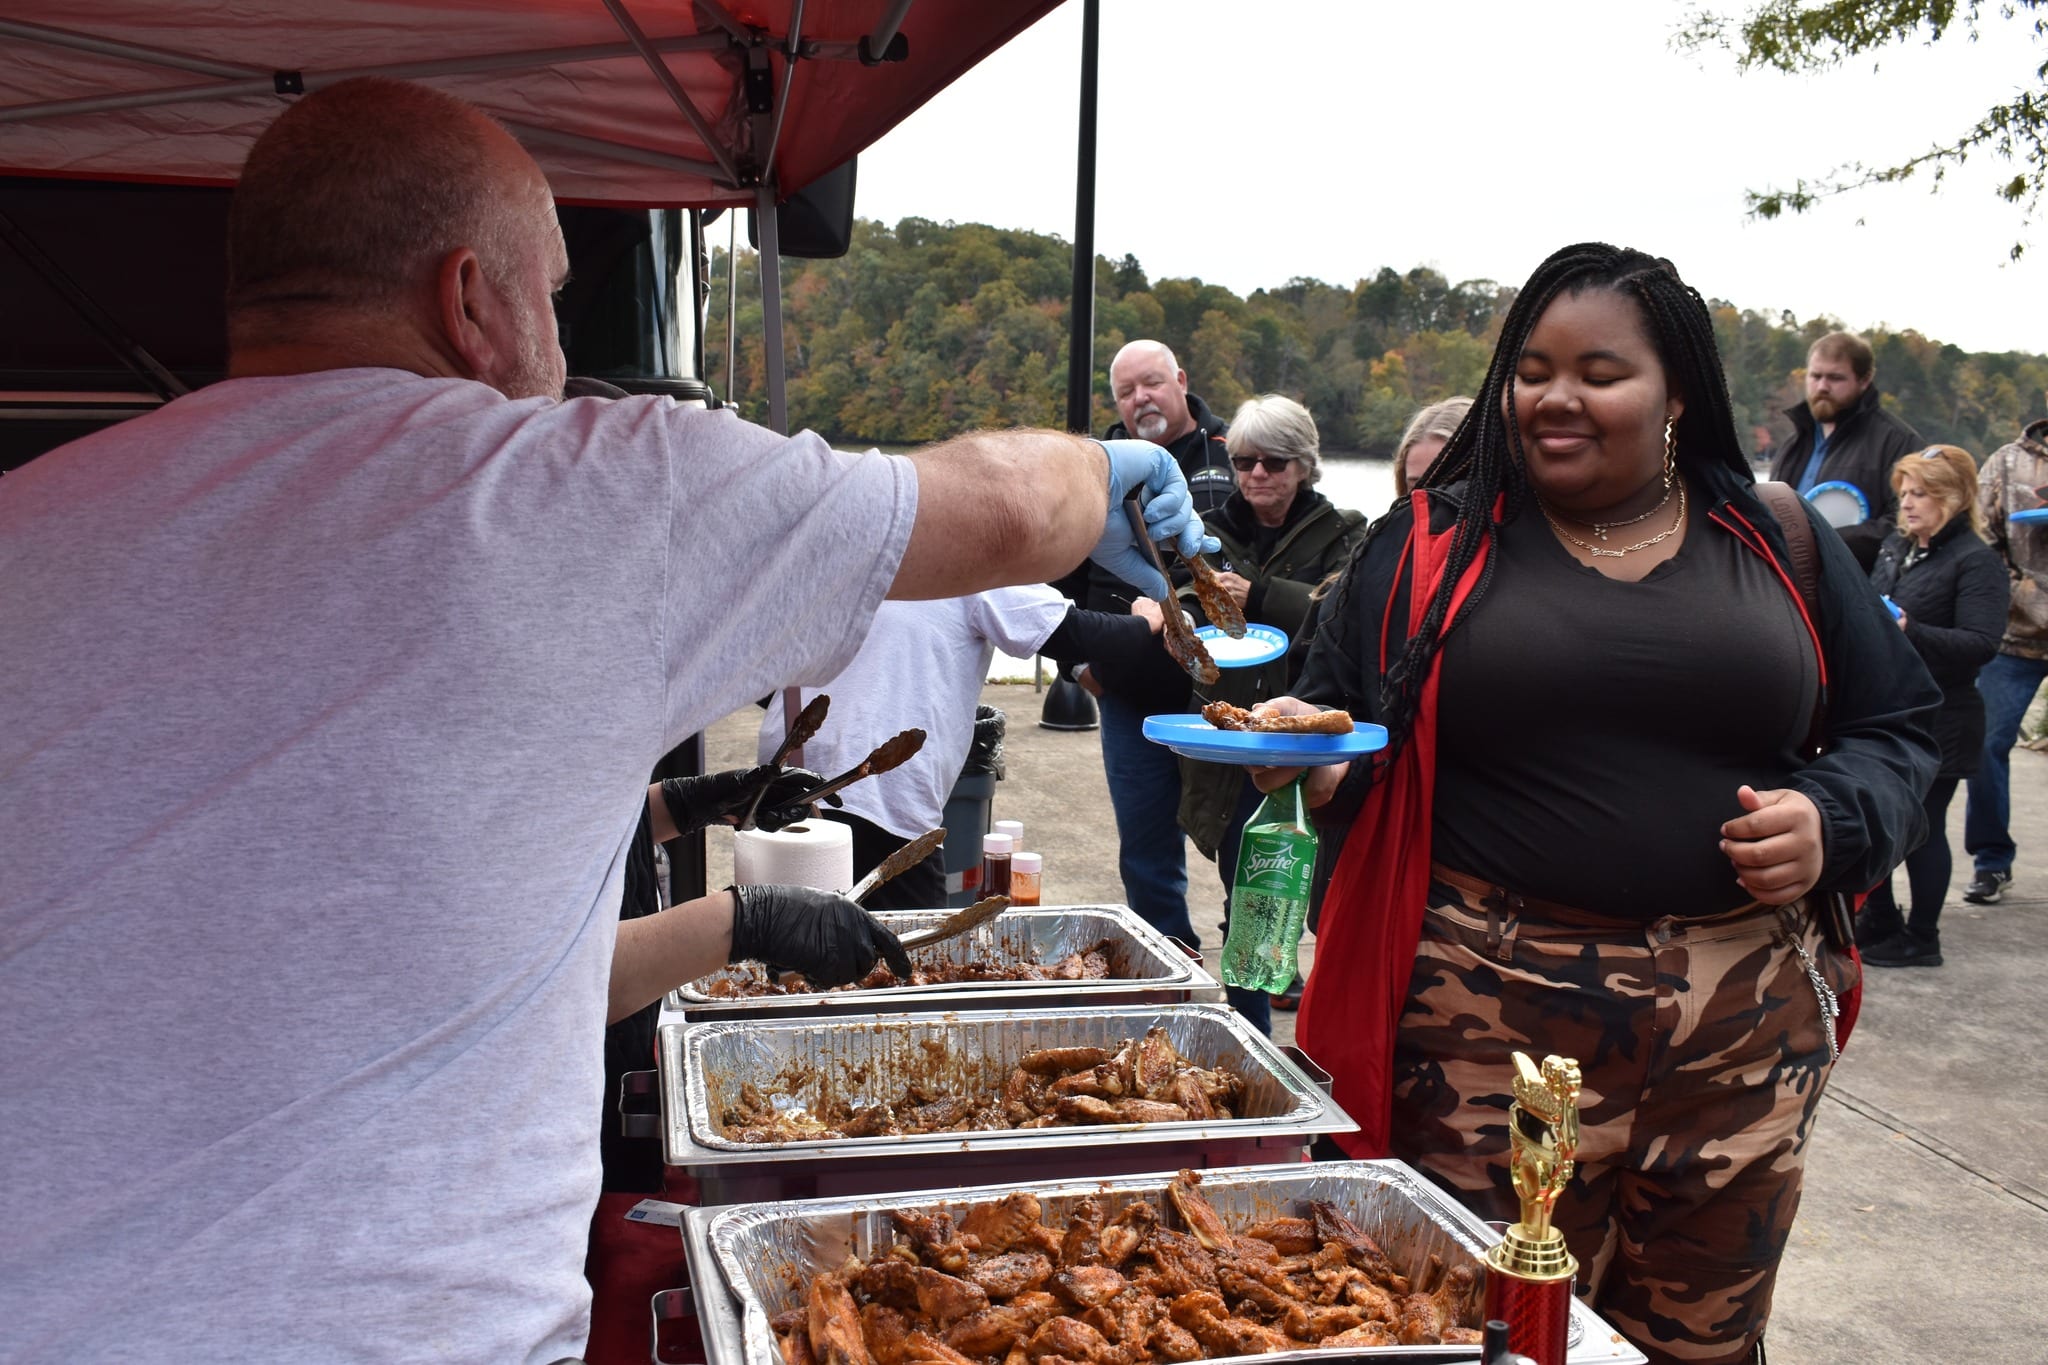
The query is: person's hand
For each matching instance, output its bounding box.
[1071,663,1104,697]
[727,884,913,987]
[1241,697,1350,809]
[1092,437,1218,598]
[660,767,836,836]
[1129,597,1167,634]
[1720,785,1825,905]
[1213,571,1252,609]
[1895,608,1910,631]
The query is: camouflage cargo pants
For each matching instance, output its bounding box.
[1389,871,1857,1365]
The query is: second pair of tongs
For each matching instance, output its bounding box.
[847,827,946,903]
[787,726,927,808]
[736,692,831,831]
[1125,493,1221,686]
[897,894,1011,950]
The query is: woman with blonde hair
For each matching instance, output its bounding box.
[1859,444,2010,966]
[1392,396,1474,499]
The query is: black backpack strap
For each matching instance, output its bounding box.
[1753,481,1827,759]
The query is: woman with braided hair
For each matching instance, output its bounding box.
[1253,244,1939,1364]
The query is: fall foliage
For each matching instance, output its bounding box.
[709,217,2047,460]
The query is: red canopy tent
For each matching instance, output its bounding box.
[0,0,1064,428]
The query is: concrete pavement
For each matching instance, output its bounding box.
[704,683,2047,1361]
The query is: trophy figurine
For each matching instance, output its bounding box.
[1483,1051,1582,1365]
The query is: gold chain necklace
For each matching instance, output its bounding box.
[1558,479,1672,541]
[1540,480,1688,558]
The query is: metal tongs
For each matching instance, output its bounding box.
[847,827,946,904]
[736,692,830,831]
[897,894,1012,950]
[1126,492,1219,686]
[787,726,927,808]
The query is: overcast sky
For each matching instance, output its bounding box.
[850,0,2044,358]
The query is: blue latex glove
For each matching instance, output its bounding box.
[1091,438,1218,599]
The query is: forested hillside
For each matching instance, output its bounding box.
[707,217,2046,459]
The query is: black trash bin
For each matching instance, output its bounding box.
[941,706,1006,907]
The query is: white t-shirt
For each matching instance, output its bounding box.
[757,587,1070,838]
[0,370,914,1362]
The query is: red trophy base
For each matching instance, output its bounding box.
[1483,1265,1573,1365]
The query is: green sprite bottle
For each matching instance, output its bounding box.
[1219,775,1319,994]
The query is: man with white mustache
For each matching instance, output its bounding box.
[1064,340,1235,947]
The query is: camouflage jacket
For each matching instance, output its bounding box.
[1978,418,2048,660]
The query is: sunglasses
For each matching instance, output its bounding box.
[1230,455,1296,474]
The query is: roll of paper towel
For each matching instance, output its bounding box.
[732,821,854,893]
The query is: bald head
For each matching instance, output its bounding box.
[228,76,567,399]
[1110,340,1193,445]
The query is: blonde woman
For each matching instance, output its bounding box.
[1860,445,2010,966]
[1391,396,1474,500]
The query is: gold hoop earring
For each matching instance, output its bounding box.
[1663,416,1678,488]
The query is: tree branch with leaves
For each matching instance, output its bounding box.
[1679,0,2047,259]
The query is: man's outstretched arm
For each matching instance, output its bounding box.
[891,431,1206,600]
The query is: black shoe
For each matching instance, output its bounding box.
[1862,933,1943,968]
[1854,916,1901,950]
[1962,870,2011,904]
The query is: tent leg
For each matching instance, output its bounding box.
[756,183,787,435]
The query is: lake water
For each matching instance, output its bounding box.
[988,453,1400,681]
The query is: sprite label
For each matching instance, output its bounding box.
[1219,777,1318,995]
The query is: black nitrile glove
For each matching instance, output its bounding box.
[727,883,914,987]
[657,766,840,836]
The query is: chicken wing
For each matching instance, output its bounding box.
[967,1251,1054,1299]
[807,1274,875,1365]
[959,1193,1043,1257]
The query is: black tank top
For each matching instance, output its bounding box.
[1432,493,1818,921]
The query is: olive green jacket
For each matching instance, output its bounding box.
[1176,489,1368,858]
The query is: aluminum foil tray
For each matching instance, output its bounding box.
[681,1160,1647,1365]
[660,1003,1356,1202]
[667,904,1219,1019]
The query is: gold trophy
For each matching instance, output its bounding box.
[1482,1051,1582,1365]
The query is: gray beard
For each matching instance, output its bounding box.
[1135,411,1168,440]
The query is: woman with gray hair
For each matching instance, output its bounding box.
[1393,396,1475,499]
[1171,393,1367,1029]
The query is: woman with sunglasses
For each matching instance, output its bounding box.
[1247,244,1938,1363]
[1857,445,2009,967]
[1171,393,1367,1030]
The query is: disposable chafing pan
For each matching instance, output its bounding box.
[660,1003,1356,1202]
[680,1160,1647,1365]
[667,904,1220,1019]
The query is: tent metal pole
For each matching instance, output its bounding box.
[756,183,788,435]
[0,18,252,78]
[504,123,723,180]
[725,212,740,406]
[866,0,916,60]
[1063,0,1099,434]
[0,33,726,126]
[690,0,752,43]
[759,0,807,180]
[0,207,188,400]
[598,0,741,185]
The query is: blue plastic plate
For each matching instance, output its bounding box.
[1143,712,1387,766]
[1195,623,1288,668]
[1807,480,1870,528]
[2009,507,2048,524]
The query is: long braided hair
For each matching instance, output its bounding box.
[1355,242,1748,754]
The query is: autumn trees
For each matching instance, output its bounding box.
[708,216,2044,461]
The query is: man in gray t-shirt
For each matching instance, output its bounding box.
[0,77,1207,1363]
